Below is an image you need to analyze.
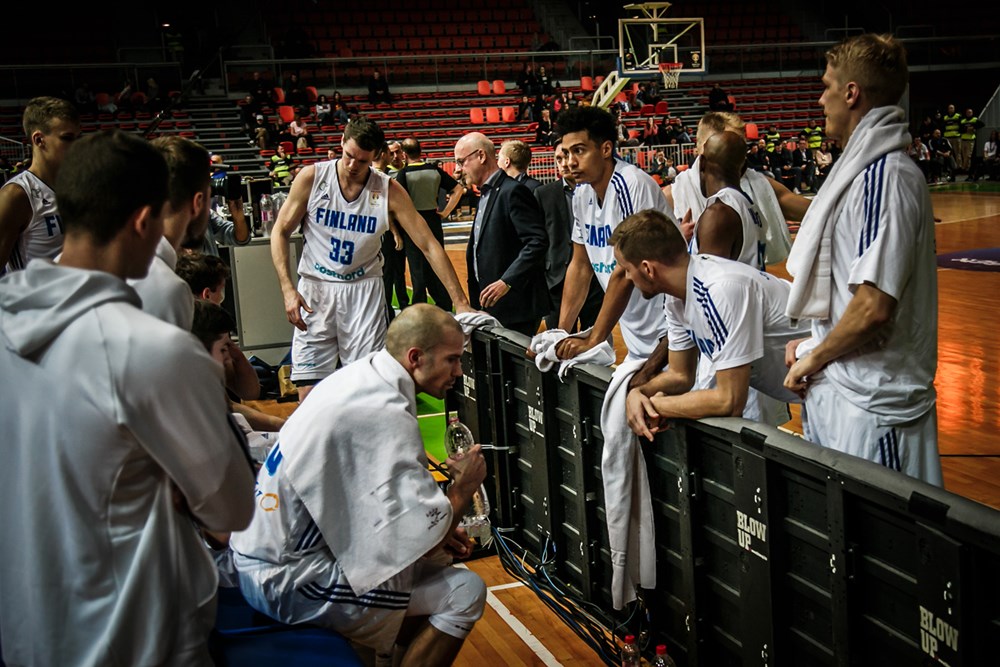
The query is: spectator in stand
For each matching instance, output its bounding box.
[247,71,273,107]
[517,64,537,94]
[537,66,555,96]
[313,94,332,126]
[289,109,315,151]
[553,92,571,114]
[253,115,273,149]
[634,83,650,108]
[746,141,773,178]
[918,115,935,144]
[368,69,393,106]
[517,95,534,122]
[240,94,261,141]
[616,115,640,147]
[284,73,308,107]
[535,108,557,146]
[647,150,677,184]
[640,117,660,146]
[674,124,693,144]
[330,91,353,125]
[74,82,96,114]
[791,137,816,193]
[908,137,932,184]
[929,128,957,182]
[814,140,834,187]
[708,83,732,111]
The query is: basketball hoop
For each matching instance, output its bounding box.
[659,62,682,89]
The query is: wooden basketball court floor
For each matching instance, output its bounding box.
[253,187,1000,666]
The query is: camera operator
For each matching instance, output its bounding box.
[204,154,251,257]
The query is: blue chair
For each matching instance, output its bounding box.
[210,587,365,666]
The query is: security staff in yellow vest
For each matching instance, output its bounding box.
[269,144,294,186]
[943,104,961,141]
[802,119,823,151]
[958,108,980,172]
[765,125,781,153]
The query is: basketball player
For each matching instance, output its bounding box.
[610,210,803,439]
[552,106,676,362]
[270,117,471,401]
[231,305,487,665]
[0,129,255,666]
[783,34,941,485]
[0,97,81,273]
[129,136,214,329]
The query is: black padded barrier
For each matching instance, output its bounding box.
[447,327,1000,666]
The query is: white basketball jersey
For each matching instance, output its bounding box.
[571,159,675,360]
[3,171,62,273]
[298,161,389,282]
[691,186,766,270]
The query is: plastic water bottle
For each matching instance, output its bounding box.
[259,193,276,237]
[620,634,640,667]
[652,644,677,667]
[444,413,492,545]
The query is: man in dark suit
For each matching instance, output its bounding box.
[534,149,603,331]
[454,132,549,335]
[498,139,542,191]
[791,137,816,193]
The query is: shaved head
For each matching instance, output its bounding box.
[386,304,464,361]
[456,132,494,155]
[701,131,747,181]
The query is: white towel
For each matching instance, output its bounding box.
[743,168,792,265]
[529,327,615,380]
[601,359,656,609]
[671,157,705,221]
[785,106,911,323]
[453,310,501,344]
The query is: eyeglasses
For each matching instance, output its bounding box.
[455,148,482,167]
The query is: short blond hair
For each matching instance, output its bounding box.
[825,33,908,108]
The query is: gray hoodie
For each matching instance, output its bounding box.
[0,260,255,666]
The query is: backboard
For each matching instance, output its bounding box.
[619,14,706,78]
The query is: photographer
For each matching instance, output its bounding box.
[204,153,251,256]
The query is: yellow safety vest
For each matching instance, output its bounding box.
[765,131,781,152]
[960,116,979,141]
[803,126,823,150]
[943,113,961,138]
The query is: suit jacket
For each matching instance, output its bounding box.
[792,149,814,170]
[467,171,549,326]
[515,172,543,192]
[534,178,574,289]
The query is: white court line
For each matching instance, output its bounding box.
[454,564,561,665]
[934,212,1000,226]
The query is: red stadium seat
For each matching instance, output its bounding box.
[470,108,485,124]
[277,105,296,124]
[640,104,655,116]
[501,106,515,123]
[305,86,319,103]
[485,107,500,124]
[595,75,605,86]
[744,123,759,140]
[655,100,668,114]
[580,76,594,91]
[273,87,286,104]
[477,80,491,95]
[492,80,506,94]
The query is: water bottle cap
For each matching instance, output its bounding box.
[656,644,666,654]
[624,634,635,643]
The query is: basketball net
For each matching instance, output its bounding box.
[659,62,682,89]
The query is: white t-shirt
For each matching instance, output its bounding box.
[129,236,195,330]
[299,160,390,282]
[804,151,937,420]
[571,159,674,359]
[666,254,804,404]
[2,170,62,273]
[690,186,766,270]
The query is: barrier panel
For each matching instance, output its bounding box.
[447,327,1000,666]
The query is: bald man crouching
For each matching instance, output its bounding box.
[231,304,487,666]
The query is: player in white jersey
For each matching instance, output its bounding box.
[784,34,941,485]
[129,136,215,330]
[552,106,676,362]
[0,97,80,273]
[605,210,804,439]
[231,305,487,663]
[271,117,472,401]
